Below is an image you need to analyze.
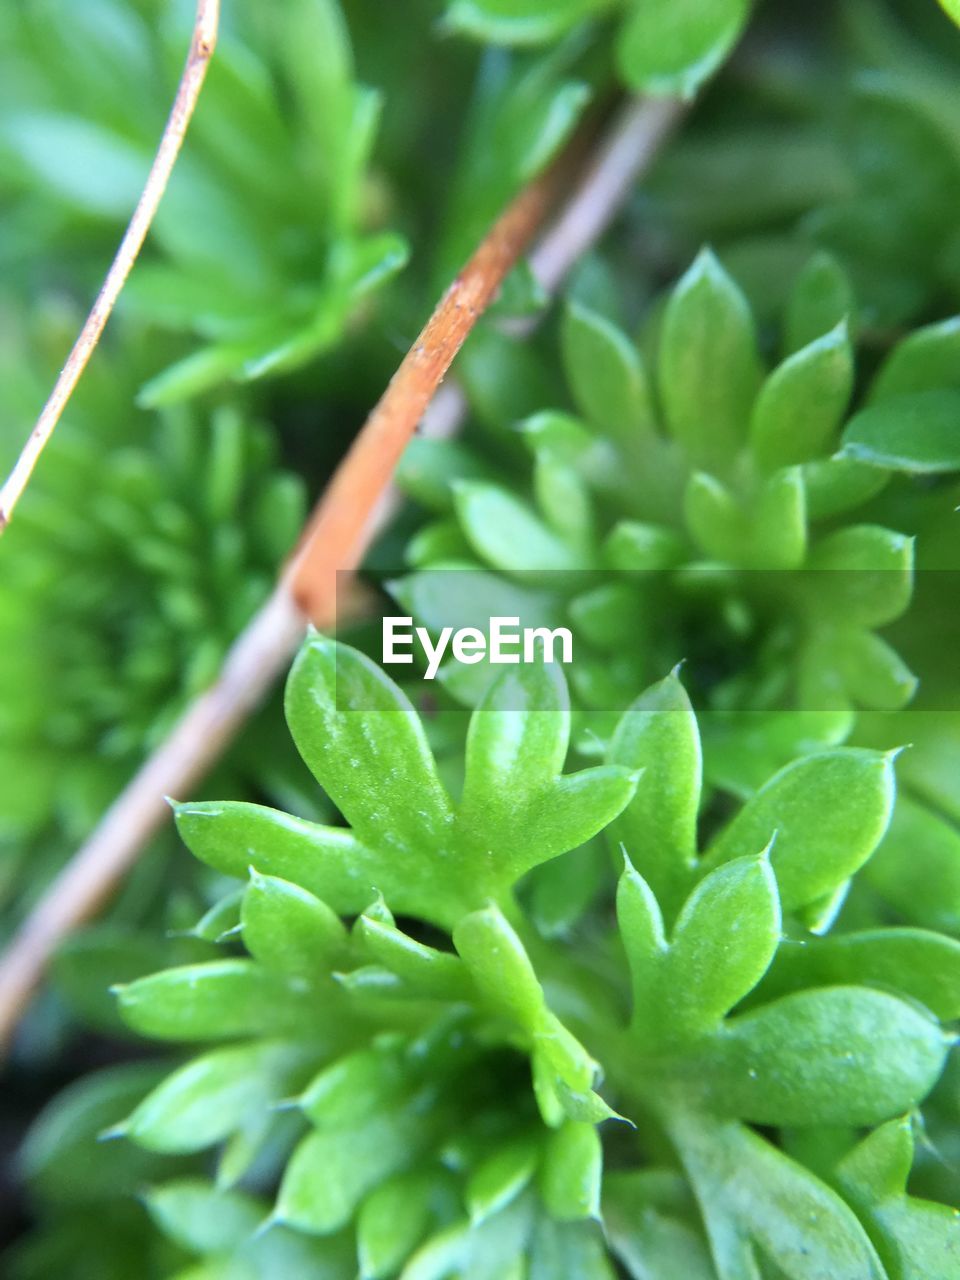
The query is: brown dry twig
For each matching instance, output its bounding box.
[0,95,684,1051]
[0,0,220,534]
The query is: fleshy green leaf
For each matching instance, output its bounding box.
[454,481,593,573]
[607,672,701,916]
[617,0,750,98]
[702,749,895,912]
[659,249,761,469]
[115,960,315,1041]
[870,317,960,402]
[357,1171,438,1279]
[241,873,347,976]
[143,1180,261,1255]
[467,1138,540,1224]
[666,854,780,1037]
[562,301,654,443]
[539,1121,602,1221]
[805,525,914,628]
[784,251,855,355]
[698,987,948,1126]
[750,323,853,471]
[841,389,960,474]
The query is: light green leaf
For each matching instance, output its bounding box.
[870,317,960,402]
[358,1171,437,1279]
[539,1121,602,1221]
[659,249,761,469]
[444,0,612,44]
[784,251,855,355]
[750,323,853,471]
[703,749,895,912]
[467,1138,540,1224]
[454,481,593,573]
[115,960,314,1041]
[666,854,780,1037]
[805,525,914,628]
[124,1042,312,1154]
[617,0,750,98]
[175,801,382,916]
[841,389,960,474]
[701,987,948,1126]
[608,672,701,916]
[454,905,546,1030]
[562,301,654,442]
[241,873,347,977]
[144,1180,262,1255]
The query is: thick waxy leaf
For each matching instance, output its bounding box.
[784,251,854,355]
[355,912,469,999]
[299,1046,407,1131]
[467,1138,540,1223]
[602,521,684,571]
[666,854,780,1037]
[751,466,806,570]
[123,1042,312,1154]
[866,796,960,932]
[144,1180,261,1255]
[703,749,895,911]
[533,451,595,546]
[241,873,347,976]
[454,905,546,1030]
[529,1217,617,1280]
[357,1171,438,1279]
[758,929,960,1019]
[285,638,453,853]
[659,250,761,469]
[698,987,949,1126]
[444,0,610,44]
[539,1121,602,1221]
[175,801,385,916]
[836,1118,960,1279]
[562,302,654,442]
[805,525,914,628]
[616,857,667,1032]
[870,317,960,402]
[115,960,315,1041]
[277,1108,427,1234]
[618,0,750,98]
[608,673,701,917]
[454,481,593,573]
[668,1112,886,1280]
[402,1196,534,1280]
[802,457,888,521]
[841,389,960,474]
[750,323,853,471]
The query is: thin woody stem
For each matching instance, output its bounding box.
[0,0,220,533]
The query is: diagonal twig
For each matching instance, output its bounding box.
[0,95,683,1052]
[0,0,220,534]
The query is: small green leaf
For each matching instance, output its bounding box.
[866,796,960,932]
[277,1109,426,1234]
[701,987,948,1126]
[668,1112,887,1280]
[805,525,914,628]
[454,905,546,1030]
[784,251,855,355]
[608,673,701,916]
[617,0,750,98]
[357,1171,437,1279]
[124,1042,312,1154]
[703,749,895,912]
[298,1046,407,1129]
[659,249,761,469]
[802,456,888,521]
[666,854,780,1037]
[750,323,853,471]
[616,857,667,1033]
[241,873,347,977]
[751,466,806,570]
[562,301,654,442]
[684,472,749,563]
[870,317,960,402]
[444,0,611,46]
[539,1121,602,1221]
[144,1180,262,1255]
[841,389,960,474]
[602,521,685,571]
[355,912,469,999]
[285,637,453,854]
[175,801,383,916]
[454,482,593,573]
[467,1138,540,1224]
[534,450,595,546]
[115,960,314,1041]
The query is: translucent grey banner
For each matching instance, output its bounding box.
[333,568,958,717]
